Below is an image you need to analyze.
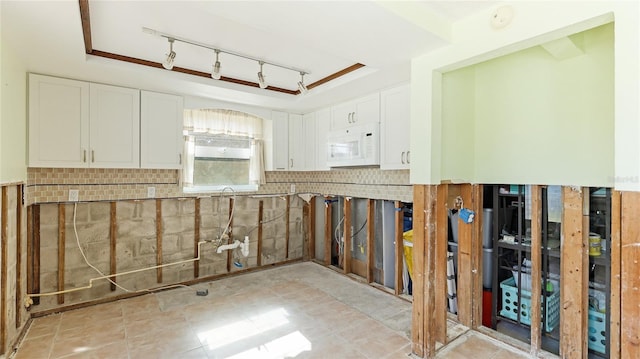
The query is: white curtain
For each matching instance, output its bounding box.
[182,109,265,188]
[183,109,263,138]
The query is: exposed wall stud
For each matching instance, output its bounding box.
[620,191,640,358]
[16,185,23,328]
[227,198,234,272]
[32,205,41,305]
[1,187,8,354]
[457,185,473,326]
[194,198,200,278]
[110,202,117,291]
[560,186,588,357]
[471,184,483,329]
[610,190,621,358]
[155,199,162,283]
[435,184,448,343]
[285,195,290,259]
[257,200,263,266]
[530,185,542,355]
[366,199,374,283]
[411,186,426,357]
[394,201,403,295]
[57,203,65,305]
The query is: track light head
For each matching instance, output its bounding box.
[163,38,176,70]
[211,50,221,80]
[257,61,267,89]
[297,72,309,95]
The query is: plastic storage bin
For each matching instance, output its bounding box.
[499,277,560,332]
[588,309,606,354]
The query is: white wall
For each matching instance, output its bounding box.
[411,1,639,190]
[0,5,27,183]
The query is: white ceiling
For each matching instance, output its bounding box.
[1,0,497,113]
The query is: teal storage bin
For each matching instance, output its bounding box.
[499,277,560,332]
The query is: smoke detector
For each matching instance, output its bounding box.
[490,5,514,29]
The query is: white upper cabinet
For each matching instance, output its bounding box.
[89,83,140,168]
[288,114,305,170]
[315,108,331,171]
[330,93,380,130]
[29,74,90,167]
[380,84,410,170]
[140,91,184,169]
[29,74,141,168]
[302,113,317,171]
[271,111,289,171]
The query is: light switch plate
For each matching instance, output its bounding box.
[290,184,296,194]
[147,187,156,198]
[68,190,79,202]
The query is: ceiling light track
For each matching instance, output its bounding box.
[144,27,311,92]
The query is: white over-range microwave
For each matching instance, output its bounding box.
[326,122,379,167]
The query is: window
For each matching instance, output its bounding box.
[182,109,265,193]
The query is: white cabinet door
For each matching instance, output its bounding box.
[272,111,289,171]
[303,113,317,171]
[315,108,331,170]
[140,91,184,169]
[28,74,90,167]
[380,84,410,170]
[288,114,305,170]
[89,83,140,168]
[330,93,380,130]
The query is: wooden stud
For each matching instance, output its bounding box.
[529,185,542,356]
[620,191,640,358]
[257,200,263,266]
[610,190,621,359]
[559,186,587,358]
[423,185,439,358]
[110,202,117,291]
[194,198,200,278]
[32,205,40,306]
[324,197,332,266]
[285,196,290,259]
[435,184,448,343]
[1,187,7,354]
[366,199,375,283]
[411,186,426,357]
[470,184,483,329]
[456,184,473,327]
[26,205,33,304]
[57,203,65,305]
[16,185,23,328]
[343,197,352,274]
[308,197,316,260]
[394,201,404,295]
[303,200,310,260]
[227,198,234,272]
[156,199,162,283]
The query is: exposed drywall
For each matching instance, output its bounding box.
[411,2,639,190]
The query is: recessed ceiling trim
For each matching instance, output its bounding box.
[78,0,366,96]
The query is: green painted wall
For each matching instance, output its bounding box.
[440,23,613,186]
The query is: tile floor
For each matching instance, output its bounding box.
[14,262,543,359]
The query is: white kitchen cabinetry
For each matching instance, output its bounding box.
[89,83,140,168]
[380,84,410,170]
[140,91,184,169]
[288,114,305,170]
[331,93,380,130]
[28,74,90,167]
[29,75,141,168]
[303,113,317,171]
[271,111,289,170]
[315,108,331,171]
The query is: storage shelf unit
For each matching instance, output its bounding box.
[489,185,611,357]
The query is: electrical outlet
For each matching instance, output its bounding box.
[290,184,296,194]
[147,187,156,198]
[68,190,79,202]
